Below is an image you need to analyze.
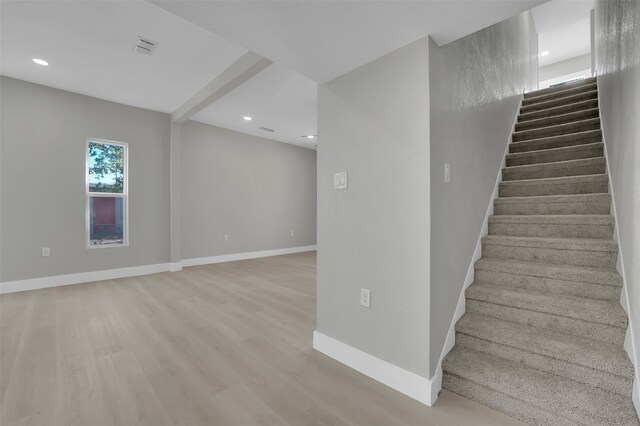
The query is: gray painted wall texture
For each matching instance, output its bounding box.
[0,77,318,282]
[317,37,431,377]
[180,121,317,260]
[0,76,171,281]
[594,0,640,392]
[428,11,538,376]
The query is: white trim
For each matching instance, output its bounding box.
[599,106,640,420]
[169,262,183,272]
[182,245,317,267]
[86,138,129,249]
[0,263,170,294]
[313,331,439,406]
[634,380,640,421]
[0,245,317,294]
[433,94,524,396]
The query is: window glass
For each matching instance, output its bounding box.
[88,142,125,193]
[87,140,128,247]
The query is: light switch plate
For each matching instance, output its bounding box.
[42,247,51,257]
[334,172,348,189]
[444,163,451,183]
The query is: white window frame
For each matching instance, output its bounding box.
[86,138,129,249]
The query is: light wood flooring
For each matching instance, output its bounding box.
[1,252,523,425]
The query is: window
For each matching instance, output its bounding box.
[86,139,128,247]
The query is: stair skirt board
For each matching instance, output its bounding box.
[440,78,640,425]
[435,94,522,396]
[601,107,640,421]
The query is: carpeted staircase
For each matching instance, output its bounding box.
[442,77,639,425]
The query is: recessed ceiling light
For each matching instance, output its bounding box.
[540,51,550,57]
[243,116,252,121]
[32,58,49,66]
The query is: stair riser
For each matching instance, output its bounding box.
[506,145,603,166]
[522,84,598,106]
[455,333,632,396]
[502,161,605,181]
[509,131,602,153]
[499,180,608,197]
[520,91,598,114]
[512,120,600,143]
[474,270,620,301]
[518,99,599,122]
[488,222,613,239]
[515,109,600,132]
[465,299,625,345]
[524,78,596,99]
[442,373,576,426]
[482,243,617,268]
[494,198,611,215]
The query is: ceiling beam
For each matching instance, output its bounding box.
[171,51,273,124]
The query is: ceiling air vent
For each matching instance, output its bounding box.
[134,37,158,56]
[259,127,275,132]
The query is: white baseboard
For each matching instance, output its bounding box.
[433,94,523,396]
[634,379,640,421]
[0,262,171,294]
[0,245,317,294]
[182,245,317,267]
[313,331,439,406]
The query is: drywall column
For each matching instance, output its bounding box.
[316,37,431,393]
[428,11,538,378]
[594,0,640,416]
[170,122,182,270]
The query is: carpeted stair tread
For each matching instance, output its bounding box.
[442,346,640,425]
[522,82,598,106]
[523,77,596,99]
[488,213,613,239]
[488,214,613,226]
[506,142,603,166]
[466,283,627,328]
[509,129,602,153]
[515,108,599,131]
[482,234,617,253]
[518,98,599,122]
[520,90,598,114]
[498,173,608,197]
[456,312,634,380]
[493,192,611,215]
[502,156,606,180]
[474,257,622,287]
[512,118,600,142]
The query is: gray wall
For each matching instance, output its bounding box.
[317,37,431,377]
[539,53,592,82]
[594,0,640,396]
[428,12,538,376]
[0,76,171,281]
[180,120,317,260]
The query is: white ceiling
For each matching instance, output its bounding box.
[1,0,550,150]
[532,0,594,67]
[191,63,317,148]
[0,0,247,114]
[152,0,548,83]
